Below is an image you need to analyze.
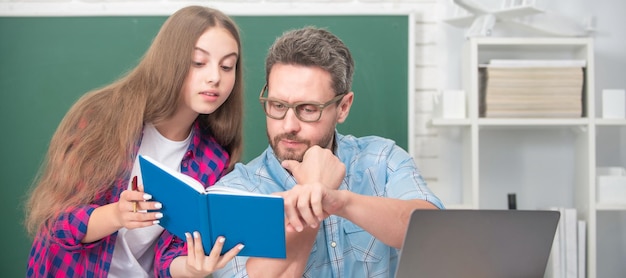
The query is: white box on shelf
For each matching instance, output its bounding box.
[602,89,626,119]
[596,176,626,204]
[435,90,466,119]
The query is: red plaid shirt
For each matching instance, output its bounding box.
[27,122,229,277]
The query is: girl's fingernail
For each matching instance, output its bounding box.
[219,237,225,243]
[143,193,152,200]
[155,213,163,219]
[153,220,160,225]
[185,232,191,238]
[193,231,200,238]
[154,203,162,209]
[238,244,245,250]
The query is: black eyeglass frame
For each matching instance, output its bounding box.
[258,84,345,122]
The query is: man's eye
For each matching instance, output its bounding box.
[270,102,287,110]
[298,104,320,114]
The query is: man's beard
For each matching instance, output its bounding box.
[268,129,334,162]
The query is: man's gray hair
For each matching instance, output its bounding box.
[265,26,355,96]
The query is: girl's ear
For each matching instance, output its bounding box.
[336,92,354,124]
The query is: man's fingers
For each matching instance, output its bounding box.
[284,196,304,232]
[281,159,299,172]
[309,188,325,222]
[296,192,319,228]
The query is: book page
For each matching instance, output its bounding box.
[140,155,281,198]
[206,185,281,198]
[141,155,205,193]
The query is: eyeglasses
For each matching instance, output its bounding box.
[259,84,345,122]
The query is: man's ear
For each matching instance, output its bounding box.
[337,92,354,124]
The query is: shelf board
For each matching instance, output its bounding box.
[471,37,591,46]
[431,118,590,127]
[431,118,471,126]
[595,118,626,126]
[477,118,589,126]
[595,203,626,211]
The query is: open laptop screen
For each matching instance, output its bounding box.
[395,209,560,278]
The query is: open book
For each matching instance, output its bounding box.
[139,155,286,259]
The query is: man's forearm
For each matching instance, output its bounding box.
[337,192,438,248]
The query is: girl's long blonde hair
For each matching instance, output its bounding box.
[25,6,244,236]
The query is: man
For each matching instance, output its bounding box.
[213,26,444,278]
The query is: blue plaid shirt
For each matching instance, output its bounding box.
[213,132,444,278]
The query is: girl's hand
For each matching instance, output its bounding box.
[117,176,163,229]
[182,232,244,277]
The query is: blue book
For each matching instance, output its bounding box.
[139,155,286,259]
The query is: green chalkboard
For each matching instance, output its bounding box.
[0,15,408,276]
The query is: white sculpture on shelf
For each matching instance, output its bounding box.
[444,0,594,38]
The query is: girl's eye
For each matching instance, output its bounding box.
[192,61,205,67]
[221,65,234,71]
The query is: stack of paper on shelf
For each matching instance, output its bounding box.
[544,207,586,278]
[479,59,585,118]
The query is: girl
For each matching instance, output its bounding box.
[25,6,244,277]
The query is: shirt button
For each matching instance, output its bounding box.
[330,241,337,248]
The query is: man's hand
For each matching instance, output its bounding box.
[281,145,346,190]
[275,182,346,233]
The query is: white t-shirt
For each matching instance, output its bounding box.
[108,123,192,278]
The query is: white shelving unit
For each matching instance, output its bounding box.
[432,37,626,278]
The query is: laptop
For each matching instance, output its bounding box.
[395,209,560,278]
